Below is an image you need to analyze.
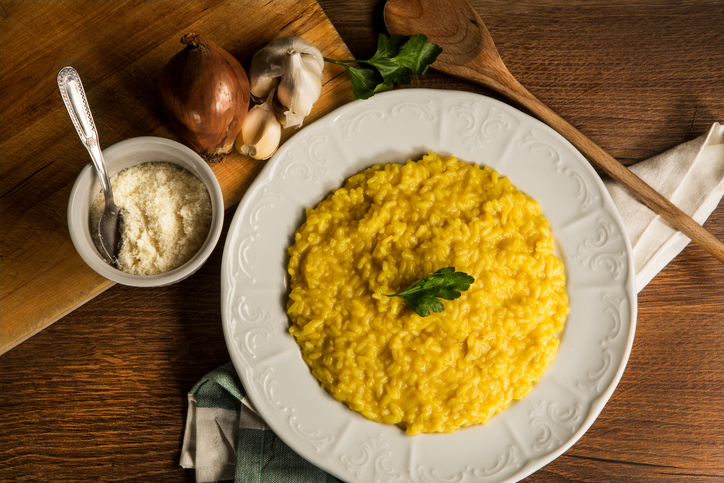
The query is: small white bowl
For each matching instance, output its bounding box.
[67,136,224,287]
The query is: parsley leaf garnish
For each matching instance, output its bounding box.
[386,267,475,317]
[324,33,442,100]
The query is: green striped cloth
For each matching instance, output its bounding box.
[180,362,343,483]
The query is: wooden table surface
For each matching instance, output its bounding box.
[1,1,723,481]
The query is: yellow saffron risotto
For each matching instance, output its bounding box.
[286,152,569,435]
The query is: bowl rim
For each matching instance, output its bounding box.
[67,136,224,287]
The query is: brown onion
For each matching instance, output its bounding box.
[159,32,250,161]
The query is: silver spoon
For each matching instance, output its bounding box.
[58,66,122,264]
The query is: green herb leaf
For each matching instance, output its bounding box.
[324,33,442,100]
[394,34,444,75]
[386,267,475,317]
[373,33,409,59]
[339,65,392,100]
[365,34,414,86]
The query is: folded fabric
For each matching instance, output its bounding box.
[604,122,724,290]
[180,362,342,483]
[181,123,724,482]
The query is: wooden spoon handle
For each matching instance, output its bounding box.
[502,78,724,263]
[384,0,724,264]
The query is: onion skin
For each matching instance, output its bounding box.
[159,32,250,161]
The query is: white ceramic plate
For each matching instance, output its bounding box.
[222,89,637,483]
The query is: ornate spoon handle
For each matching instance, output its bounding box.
[57,66,113,201]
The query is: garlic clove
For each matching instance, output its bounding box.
[277,50,323,128]
[249,47,284,101]
[235,89,282,160]
[250,75,279,103]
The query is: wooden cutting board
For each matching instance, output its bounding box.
[0,0,356,355]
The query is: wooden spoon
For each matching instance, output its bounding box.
[384,0,724,264]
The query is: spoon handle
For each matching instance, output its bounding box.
[498,77,724,264]
[57,66,113,201]
[384,0,724,264]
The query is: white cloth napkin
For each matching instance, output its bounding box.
[604,122,724,291]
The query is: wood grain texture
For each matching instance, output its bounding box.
[0,0,355,355]
[384,0,724,262]
[1,0,723,482]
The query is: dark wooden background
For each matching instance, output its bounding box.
[1,0,723,481]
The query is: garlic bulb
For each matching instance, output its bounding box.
[248,37,323,128]
[234,89,282,160]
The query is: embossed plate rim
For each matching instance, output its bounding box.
[221,88,637,483]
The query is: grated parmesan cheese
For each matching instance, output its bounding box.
[90,162,212,275]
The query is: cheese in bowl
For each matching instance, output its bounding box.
[286,152,569,435]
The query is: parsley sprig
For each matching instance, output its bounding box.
[386,267,475,317]
[324,33,442,100]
